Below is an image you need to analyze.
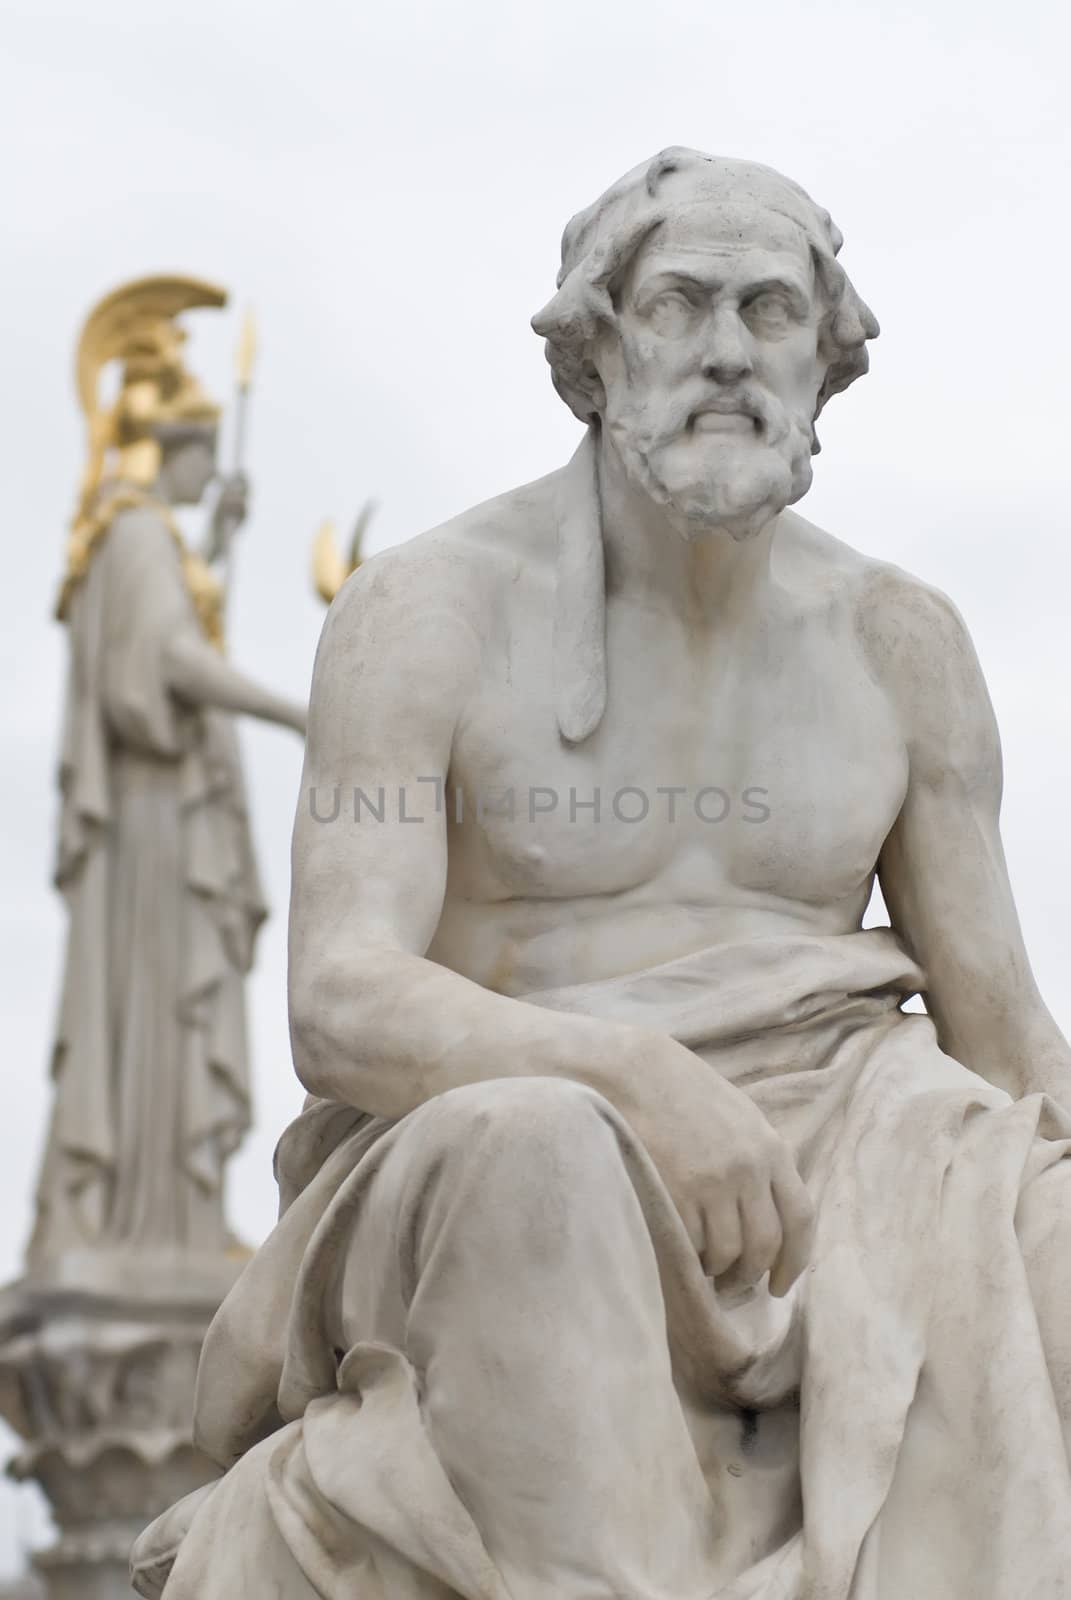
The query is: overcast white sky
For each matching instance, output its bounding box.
[1,0,1069,1572]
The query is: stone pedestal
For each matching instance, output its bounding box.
[0,1252,242,1599]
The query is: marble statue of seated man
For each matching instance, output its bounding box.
[134,149,1071,1600]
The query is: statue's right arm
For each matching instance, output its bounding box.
[104,505,305,735]
[165,632,306,734]
[287,550,630,1117]
[288,549,813,1294]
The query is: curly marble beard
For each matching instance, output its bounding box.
[603,379,815,543]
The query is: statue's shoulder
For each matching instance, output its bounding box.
[779,511,989,749]
[779,507,972,668]
[101,498,179,566]
[328,468,560,644]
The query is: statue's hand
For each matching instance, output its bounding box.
[285,700,308,738]
[619,1034,814,1298]
[206,471,251,559]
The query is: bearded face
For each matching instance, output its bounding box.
[593,201,828,542]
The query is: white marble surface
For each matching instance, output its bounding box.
[132,151,1071,1598]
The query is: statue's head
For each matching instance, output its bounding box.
[533,149,878,542]
[153,418,219,506]
[113,312,222,507]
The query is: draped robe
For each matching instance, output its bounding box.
[132,929,1071,1599]
[30,503,266,1263]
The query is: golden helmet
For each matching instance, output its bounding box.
[74,273,227,511]
[58,275,229,627]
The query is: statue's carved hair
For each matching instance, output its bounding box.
[532,148,879,436]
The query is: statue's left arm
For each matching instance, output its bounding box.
[871,573,1071,1103]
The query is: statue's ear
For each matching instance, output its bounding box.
[554,428,607,746]
[547,353,605,426]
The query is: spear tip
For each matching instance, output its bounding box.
[235,306,258,390]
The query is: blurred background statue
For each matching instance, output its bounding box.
[30,275,304,1264]
[0,275,305,1600]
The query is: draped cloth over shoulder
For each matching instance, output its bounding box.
[31,504,267,1260]
[136,929,1071,1599]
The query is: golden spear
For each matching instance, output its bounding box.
[219,306,258,610]
[233,305,257,464]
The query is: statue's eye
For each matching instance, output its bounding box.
[743,292,791,334]
[644,290,696,338]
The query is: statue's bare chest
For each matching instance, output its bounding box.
[448,588,907,912]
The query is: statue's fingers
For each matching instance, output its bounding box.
[674,1201,706,1261]
[768,1170,815,1298]
[701,1198,743,1279]
[734,1181,784,1289]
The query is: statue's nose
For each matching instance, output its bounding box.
[700,307,753,385]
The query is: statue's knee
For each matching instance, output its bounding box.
[426,1076,618,1179]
